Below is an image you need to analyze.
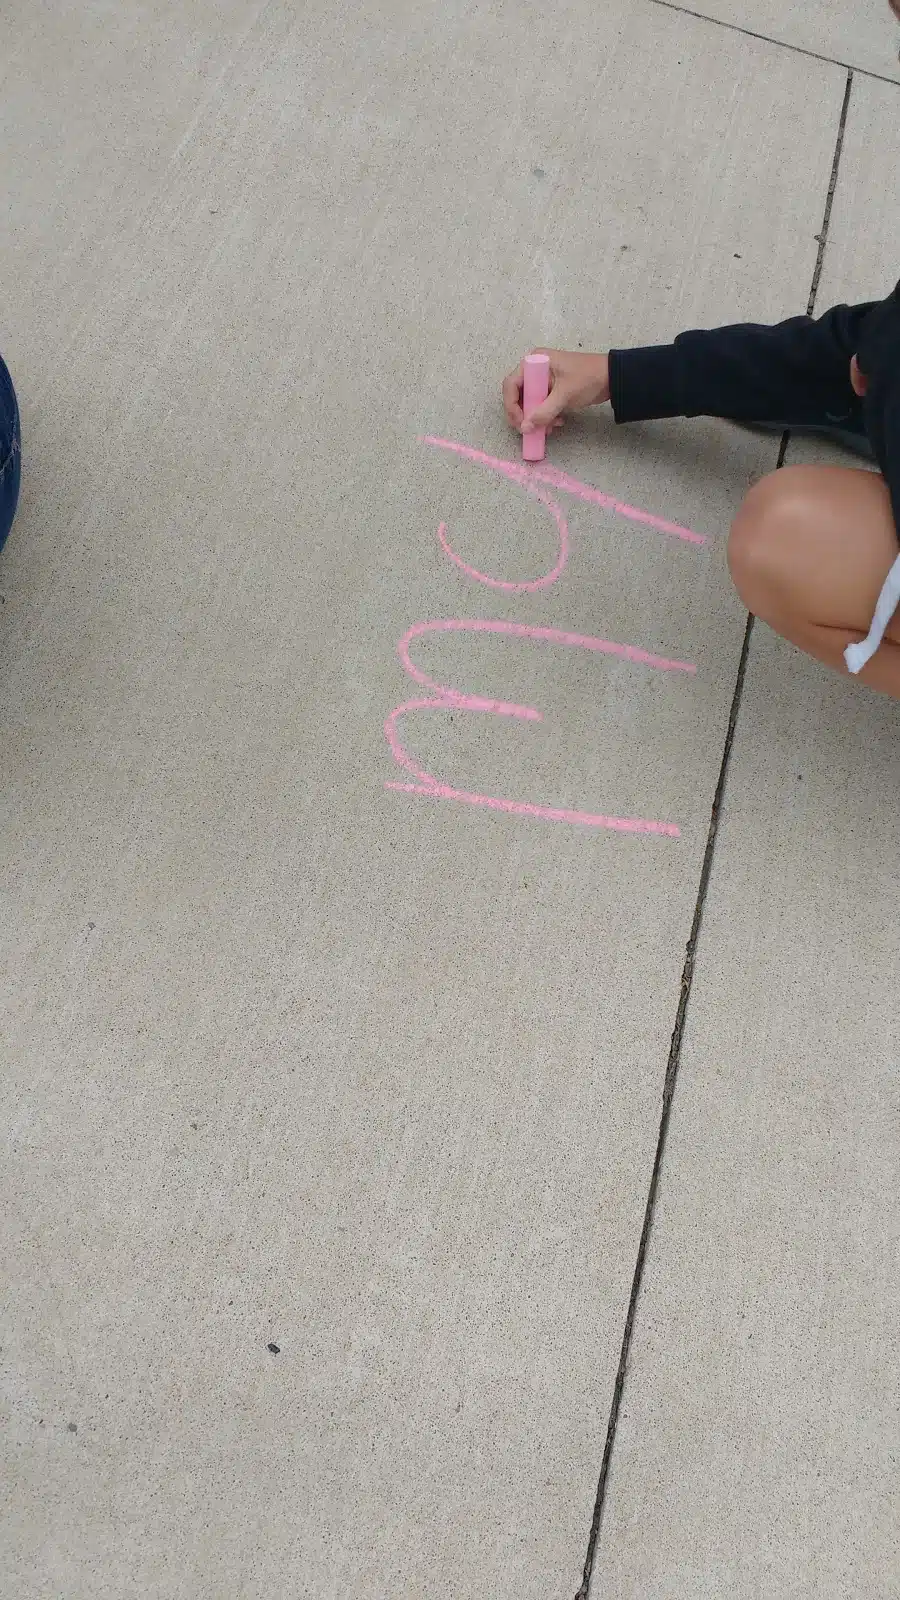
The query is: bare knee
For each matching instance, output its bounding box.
[727,467,815,616]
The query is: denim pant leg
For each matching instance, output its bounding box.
[0,355,22,555]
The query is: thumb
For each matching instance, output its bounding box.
[522,378,569,432]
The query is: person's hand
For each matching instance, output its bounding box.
[502,349,611,434]
[850,354,868,397]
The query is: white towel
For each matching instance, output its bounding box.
[845,550,900,674]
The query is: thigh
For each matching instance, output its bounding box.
[729,463,900,639]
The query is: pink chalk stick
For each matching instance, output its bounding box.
[522,353,550,463]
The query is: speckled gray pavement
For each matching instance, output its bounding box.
[1,5,898,1598]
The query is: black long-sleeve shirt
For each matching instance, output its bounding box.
[608,281,900,543]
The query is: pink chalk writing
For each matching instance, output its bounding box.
[398,619,696,692]
[438,504,567,592]
[423,436,705,573]
[384,618,695,836]
[384,438,704,837]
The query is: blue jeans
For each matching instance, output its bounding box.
[0,354,21,554]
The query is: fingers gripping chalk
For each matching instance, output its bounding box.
[522,353,550,462]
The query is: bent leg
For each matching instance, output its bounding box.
[728,464,900,698]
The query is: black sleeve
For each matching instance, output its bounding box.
[856,282,900,545]
[608,301,876,431]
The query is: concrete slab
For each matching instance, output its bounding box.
[589,73,900,1600]
[653,0,900,83]
[0,5,846,1597]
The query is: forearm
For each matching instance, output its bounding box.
[608,302,875,430]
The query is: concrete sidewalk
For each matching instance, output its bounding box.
[1,4,898,1597]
